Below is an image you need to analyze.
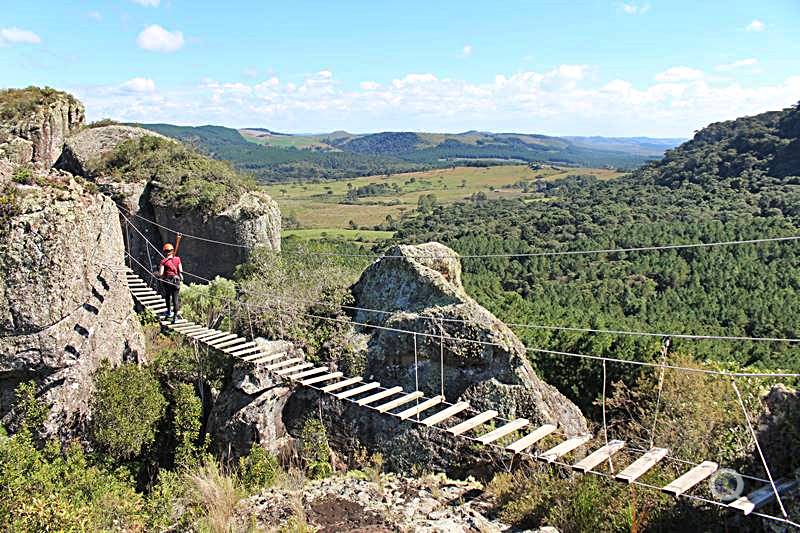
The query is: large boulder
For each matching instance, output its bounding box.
[351,243,587,434]
[55,124,170,177]
[0,169,144,439]
[0,87,85,167]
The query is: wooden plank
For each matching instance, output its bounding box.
[287,367,328,381]
[729,479,797,515]
[335,382,380,400]
[275,363,313,376]
[301,372,343,386]
[205,334,239,346]
[321,376,362,392]
[227,345,262,357]
[448,410,498,436]
[572,440,626,472]
[397,395,443,420]
[476,419,529,445]
[616,447,669,483]
[356,386,404,406]
[506,424,557,454]
[195,331,226,341]
[223,341,257,354]
[538,434,592,463]
[186,329,214,337]
[266,357,303,371]
[420,402,470,427]
[374,391,424,413]
[246,352,287,364]
[662,461,718,497]
[170,322,199,331]
[173,325,205,334]
[212,338,248,350]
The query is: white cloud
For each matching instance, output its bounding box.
[120,77,156,93]
[0,27,41,46]
[715,58,758,72]
[746,19,765,32]
[87,11,102,22]
[654,66,704,82]
[136,25,184,52]
[621,2,650,14]
[462,44,473,57]
[131,0,160,6]
[360,81,380,91]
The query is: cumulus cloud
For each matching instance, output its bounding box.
[136,25,184,52]
[0,27,41,46]
[654,66,704,82]
[74,65,800,137]
[746,19,765,32]
[120,77,156,93]
[131,0,160,6]
[621,2,650,14]
[462,44,473,57]
[715,58,758,72]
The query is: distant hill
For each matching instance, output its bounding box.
[135,123,682,183]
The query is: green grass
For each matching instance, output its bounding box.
[282,228,394,242]
[265,164,624,229]
[239,130,334,150]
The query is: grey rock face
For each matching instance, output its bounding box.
[5,95,85,167]
[351,243,587,435]
[55,125,170,177]
[207,339,300,459]
[0,173,144,439]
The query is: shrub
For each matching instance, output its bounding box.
[238,444,280,493]
[91,360,167,460]
[171,383,205,469]
[180,276,237,330]
[299,419,332,480]
[185,460,244,533]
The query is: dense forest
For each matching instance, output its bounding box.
[385,103,800,410]
[137,124,673,183]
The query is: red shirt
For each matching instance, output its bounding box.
[160,256,182,278]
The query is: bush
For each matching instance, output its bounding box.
[299,419,332,480]
[180,276,237,330]
[238,444,280,493]
[171,383,205,469]
[91,360,167,460]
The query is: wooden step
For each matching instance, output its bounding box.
[506,424,557,454]
[662,461,718,497]
[131,290,157,296]
[374,391,424,413]
[300,372,343,386]
[448,410,498,436]
[288,367,328,381]
[223,341,257,354]
[356,386,404,406]
[195,331,226,341]
[275,362,313,376]
[538,434,592,463]
[321,376,362,392]
[174,325,205,334]
[205,334,239,346]
[213,338,248,350]
[335,382,380,400]
[420,402,470,427]
[573,440,625,472]
[170,321,198,330]
[476,419,529,445]
[616,447,669,483]
[397,395,443,420]
[227,345,262,357]
[187,329,215,338]
[266,358,303,371]
[247,352,289,365]
[729,479,797,515]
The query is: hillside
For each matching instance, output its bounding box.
[386,102,800,408]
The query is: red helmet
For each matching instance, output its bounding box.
[162,243,174,252]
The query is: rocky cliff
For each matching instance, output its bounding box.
[0,168,144,439]
[55,125,281,280]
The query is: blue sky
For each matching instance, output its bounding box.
[2,0,799,136]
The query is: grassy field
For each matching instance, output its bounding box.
[263,164,623,229]
[282,228,394,242]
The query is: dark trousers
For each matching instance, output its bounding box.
[162,279,180,314]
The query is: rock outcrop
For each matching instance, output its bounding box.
[208,339,301,458]
[0,88,85,167]
[351,242,587,434]
[0,170,144,439]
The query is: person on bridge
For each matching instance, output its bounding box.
[158,242,183,322]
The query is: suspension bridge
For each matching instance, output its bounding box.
[112,206,800,529]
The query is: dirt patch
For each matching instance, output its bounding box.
[307,494,394,533]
